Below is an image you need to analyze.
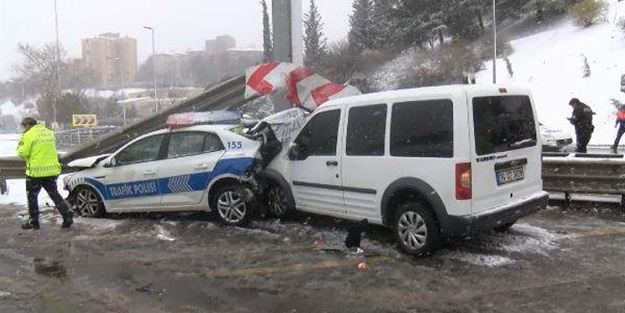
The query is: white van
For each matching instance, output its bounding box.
[259,85,549,256]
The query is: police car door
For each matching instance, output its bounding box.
[159,131,225,208]
[105,134,165,211]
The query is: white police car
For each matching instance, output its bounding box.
[539,123,573,152]
[63,112,261,226]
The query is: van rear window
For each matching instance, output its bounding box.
[473,95,537,156]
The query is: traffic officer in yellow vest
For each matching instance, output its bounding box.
[16,117,73,230]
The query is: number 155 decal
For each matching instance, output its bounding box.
[227,141,243,149]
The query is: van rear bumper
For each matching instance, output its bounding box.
[440,191,549,237]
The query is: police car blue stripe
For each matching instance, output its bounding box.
[83,157,254,201]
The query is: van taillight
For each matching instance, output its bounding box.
[456,162,472,200]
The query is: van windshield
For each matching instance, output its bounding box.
[473,95,537,155]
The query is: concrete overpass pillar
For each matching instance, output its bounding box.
[272,0,303,112]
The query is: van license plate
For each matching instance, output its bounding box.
[496,167,524,185]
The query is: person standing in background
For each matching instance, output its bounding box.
[16,117,73,230]
[611,105,625,153]
[567,98,595,153]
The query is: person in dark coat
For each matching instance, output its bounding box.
[611,105,625,153]
[567,98,595,153]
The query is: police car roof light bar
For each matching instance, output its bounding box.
[166,110,242,129]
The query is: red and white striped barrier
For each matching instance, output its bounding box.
[245,62,361,110]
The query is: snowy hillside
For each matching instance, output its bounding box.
[477,0,625,145]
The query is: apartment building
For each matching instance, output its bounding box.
[82,33,138,87]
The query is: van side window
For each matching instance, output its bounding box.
[390,100,453,158]
[346,104,387,156]
[473,95,537,155]
[294,109,341,157]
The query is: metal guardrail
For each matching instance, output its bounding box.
[60,75,250,164]
[0,75,250,182]
[542,153,625,205]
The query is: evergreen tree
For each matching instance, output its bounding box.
[443,0,484,41]
[303,0,327,67]
[261,0,273,62]
[348,0,376,52]
[371,0,399,49]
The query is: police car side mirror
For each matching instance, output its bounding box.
[103,157,117,168]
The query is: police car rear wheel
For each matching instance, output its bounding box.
[213,186,250,226]
[74,186,105,217]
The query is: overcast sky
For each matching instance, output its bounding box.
[0,0,353,80]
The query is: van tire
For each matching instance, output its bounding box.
[392,202,440,256]
[493,221,516,232]
[266,181,291,218]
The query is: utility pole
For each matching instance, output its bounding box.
[116,58,126,125]
[492,0,497,84]
[54,0,61,127]
[143,26,159,113]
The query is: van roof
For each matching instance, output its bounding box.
[321,84,532,108]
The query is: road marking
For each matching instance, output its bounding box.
[178,255,393,279]
[560,227,625,239]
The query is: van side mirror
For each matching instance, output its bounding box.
[288,143,307,160]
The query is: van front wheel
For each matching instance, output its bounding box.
[392,202,439,256]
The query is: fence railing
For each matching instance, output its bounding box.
[542,152,625,206]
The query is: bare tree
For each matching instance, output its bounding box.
[12,43,64,119]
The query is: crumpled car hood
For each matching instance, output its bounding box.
[67,154,111,168]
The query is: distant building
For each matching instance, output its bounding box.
[82,33,138,87]
[205,35,236,55]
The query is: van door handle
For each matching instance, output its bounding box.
[143,170,156,176]
[326,160,338,166]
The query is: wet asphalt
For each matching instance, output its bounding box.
[0,200,624,313]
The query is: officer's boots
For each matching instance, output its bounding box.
[21,218,40,230]
[61,212,73,229]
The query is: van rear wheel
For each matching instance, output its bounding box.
[392,202,439,256]
[494,220,516,232]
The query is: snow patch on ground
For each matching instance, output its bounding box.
[446,251,516,267]
[154,225,176,242]
[443,223,559,267]
[75,217,123,232]
[0,291,11,299]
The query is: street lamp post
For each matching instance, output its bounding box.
[53,0,61,126]
[115,58,126,125]
[492,0,497,84]
[143,26,158,113]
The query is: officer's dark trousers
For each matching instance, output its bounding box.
[26,176,71,222]
[575,130,592,153]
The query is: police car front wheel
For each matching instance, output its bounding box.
[73,186,105,217]
[212,185,251,226]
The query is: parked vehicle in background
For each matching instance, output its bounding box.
[63,115,261,227]
[539,123,574,152]
[258,85,549,256]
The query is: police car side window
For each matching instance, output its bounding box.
[116,134,165,166]
[167,132,205,158]
[203,133,225,153]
